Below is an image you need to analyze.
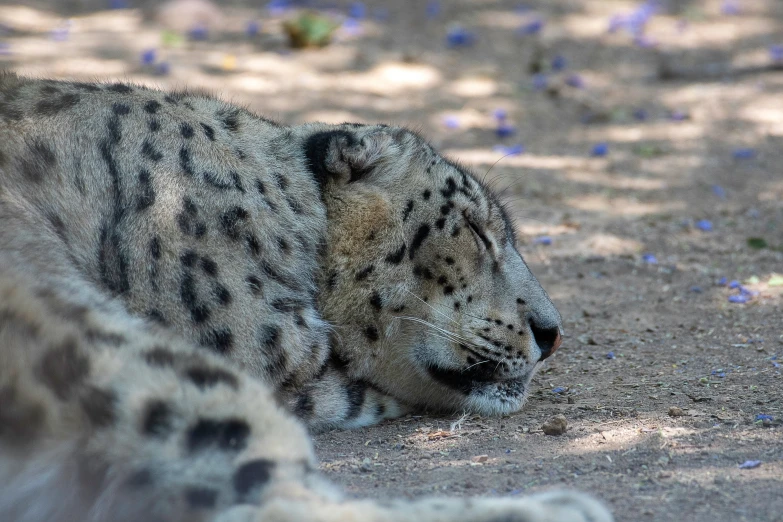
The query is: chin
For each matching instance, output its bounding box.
[461,376,534,416]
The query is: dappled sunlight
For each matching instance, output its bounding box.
[447,76,499,98]
[16,56,130,77]
[596,122,704,143]
[564,194,686,216]
[442,149,606,171]
[0,5,60,31]
[329,62,443,96]
[562,170,674,191]
[561,426,698,456]
[299,109,366,124]
[3,1,782,519]
[474,10,529,31]
[571,233,644,256]
[758,179,783,201]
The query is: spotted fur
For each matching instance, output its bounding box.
[0,74,610,522]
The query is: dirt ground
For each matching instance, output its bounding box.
[1,0,782,520]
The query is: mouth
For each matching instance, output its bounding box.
[424,356,534,400]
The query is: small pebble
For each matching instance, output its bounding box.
[668,406,685,417]
[541,414,568,436]
[471,454,489,463]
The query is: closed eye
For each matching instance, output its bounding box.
[464,212,492,252]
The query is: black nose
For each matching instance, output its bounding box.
[528,318,562,361]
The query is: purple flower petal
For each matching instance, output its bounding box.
[733,148,756,159]
[534,236,552,246]
[738,460,762,469]
[348,2,366,19]
[712,185,727,199]
[519,18,544,35]
[633,108,647,121]
[770,45,783,62]
[446,26,475,47]
[606,351,615,360]
[267,0,292,15]
[493,108,508,121]
[642,253,657,264]
[246,21,260,37]
[728,294,750,304]
[493,144,525,156]
[496,123,516,138]
[155,62,170,76]
[532,73,548,91]
[608,14,626,33]
[591,142,608,156]
[141,48,156,65]
[717,277,728,286]
[728,280,741,289]
[551,55,567,71]
[721,0,740,15]
[552,386,567,393]
[442,116,460,129]
[188,25,209,41]
[426,1,440,19]
[565,74,584,88]
[755,414,774,422]
[695,219,713,232]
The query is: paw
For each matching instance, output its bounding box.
[526,490,613,522]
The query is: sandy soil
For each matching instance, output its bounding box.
[1,1,781,520]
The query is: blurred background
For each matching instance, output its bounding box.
[1,1,781,521]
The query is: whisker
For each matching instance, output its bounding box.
[463,359,491,371]
[403,289,459,325]
[394,316,470,343]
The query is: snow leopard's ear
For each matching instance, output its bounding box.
[304,128,393,189]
